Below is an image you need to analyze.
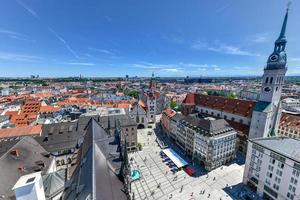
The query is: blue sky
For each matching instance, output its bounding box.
[0,0,299,77]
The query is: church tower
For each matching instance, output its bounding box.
[147,72,157,123]
[249,8,289,139]
[149,72,156,90]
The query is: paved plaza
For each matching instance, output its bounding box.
[129,125,247,200]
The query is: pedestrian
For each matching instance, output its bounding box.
[191,192,193,196]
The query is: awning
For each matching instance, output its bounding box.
[162,148,188,168]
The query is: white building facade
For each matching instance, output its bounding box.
[243,137,300,200]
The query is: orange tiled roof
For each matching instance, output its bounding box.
[29,93,53,99]
[0,125,42,139]
[163,108,176,118]
[183,93,195,105]
[20,100,41,115]
[10,113,38,126]
[280,113,300,130]
[57,97,92,107]
[39,106,60,113]
[5,110,19,117]
[183,93,256,117]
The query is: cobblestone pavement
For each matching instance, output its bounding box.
[129,125,245,200]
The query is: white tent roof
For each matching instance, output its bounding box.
[162,148,188,168]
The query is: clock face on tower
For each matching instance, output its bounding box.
[264,87,272,93]
[270,54,279,62]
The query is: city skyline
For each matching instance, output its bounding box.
[0,0,300,77]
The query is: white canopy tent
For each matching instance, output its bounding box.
[162,148,188,168]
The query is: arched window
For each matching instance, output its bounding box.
[270,77,273,84]
[265,77,269,84]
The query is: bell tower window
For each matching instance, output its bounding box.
[270,77,273,84]
[265,77,269,84]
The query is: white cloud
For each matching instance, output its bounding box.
[191,41,208,50]
[0,29,35,42]
[162,35,185,44]
[250,33,271,43]
[104,16,112,22]
[191,40,260,56]
[63,62,95,66]
[289,58,300,62]
[161,68,182,72]
[16,0,40,19]
[131,62,226,75]
[89,47,115,55]
[16,0,80,59]
[0,52,42,62]
[48,27,80,59]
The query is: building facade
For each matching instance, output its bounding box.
[129,100,148,129]
[160,108,176,136]
[282,98,300,114]
[278,113,300,138]
[243,137,300,200]
[162,114,237,171]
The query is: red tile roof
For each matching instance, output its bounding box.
[39,106,60,113]
[162,108,176,118]
[20,100,41,115]
[0,125,42,139]
[183,93,256,117]
[280,113,300,130]
[10,114,38,126]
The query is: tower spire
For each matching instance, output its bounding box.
[278,3,290,40]
[266,5,290,70]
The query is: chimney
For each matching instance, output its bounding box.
[13,172,46,200]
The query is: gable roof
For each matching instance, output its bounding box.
[181,116,233,135]
[62,119,126,200]
[0,137,52,199]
